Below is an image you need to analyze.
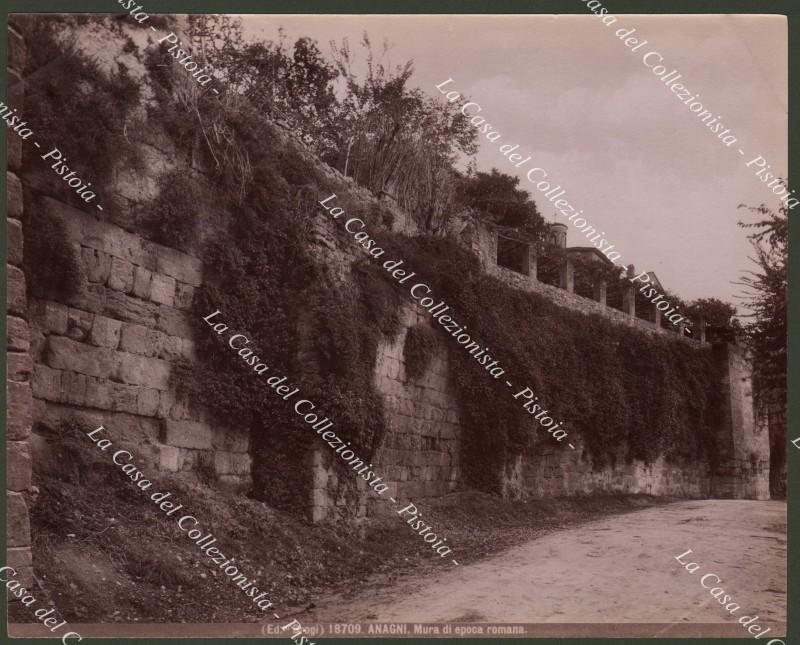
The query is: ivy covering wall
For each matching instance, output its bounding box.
[375,235,723,493]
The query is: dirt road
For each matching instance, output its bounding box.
[307,500,786,633]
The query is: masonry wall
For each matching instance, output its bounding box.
[26,197,252,491]
[370,308,462,512]
[8,17,774,549]
[709,343,770,500]
[6,15,35,593]
[308,306,463,522]
[505,448,711,500]
[498,347,768,501]
[13,15,253,491]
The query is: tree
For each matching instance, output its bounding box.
[187,18,341,159]
[737,202,787,498]
[457,168,545,237]
[330,34,477,231]
[684,297,740,340]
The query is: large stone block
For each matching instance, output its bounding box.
[110,412,161,444]
[7,171,23,220]
[156,389,174,419]
[155,246,203,286]
[7,217,23,266]
[137,387,160,417]
[7,492,31,547]
[67,307,93,341]
[6,545,32,570]
[214,451,252,476]
[174,283,195,310]
[7,381,32,440]
[81,247,113,284]
[42,301,69,335]
[100,289,160,327]
[119,322,159,357]
[7,441,32,491]
[7,351,33,383]
[7,264,27,317]
[157,334,183,361]
[84,377,111,410]
[107,256,135,293]
[157,444,180,472]
[38,402,161,444]
[90,314,122,349]
[181,338,197,361]
[46,335,119,379]
[150,273,176,307]
[132,265,152,300]
[61,370,88,406]
[7,315,30,352]
[109,381,139,414]
[7,126,22,171]
[161,419,212,450]
[117,353,170,390]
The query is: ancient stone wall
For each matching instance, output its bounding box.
[369,308,462,514]
[709,343,770,500]
[505,448,711,500]
[7,17,774,548]
[6,15,35,592]
[26,197,252,491]
[307,306,463,523]
[498,347,768,502]
[11,16,253,492]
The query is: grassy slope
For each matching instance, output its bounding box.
[12,431,670,624]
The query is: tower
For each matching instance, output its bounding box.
[549,222,567,248]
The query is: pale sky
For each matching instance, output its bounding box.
[241,14,787,307]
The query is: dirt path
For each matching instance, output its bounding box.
[307,500,786,631]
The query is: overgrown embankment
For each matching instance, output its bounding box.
[16,427,669,623]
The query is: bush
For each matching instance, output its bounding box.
[24,19,141,195]
[24,206,81,301]
[141,171,206,251]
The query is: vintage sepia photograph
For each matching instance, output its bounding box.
[4,5,790,642]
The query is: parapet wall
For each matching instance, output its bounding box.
[461,215,699,341]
